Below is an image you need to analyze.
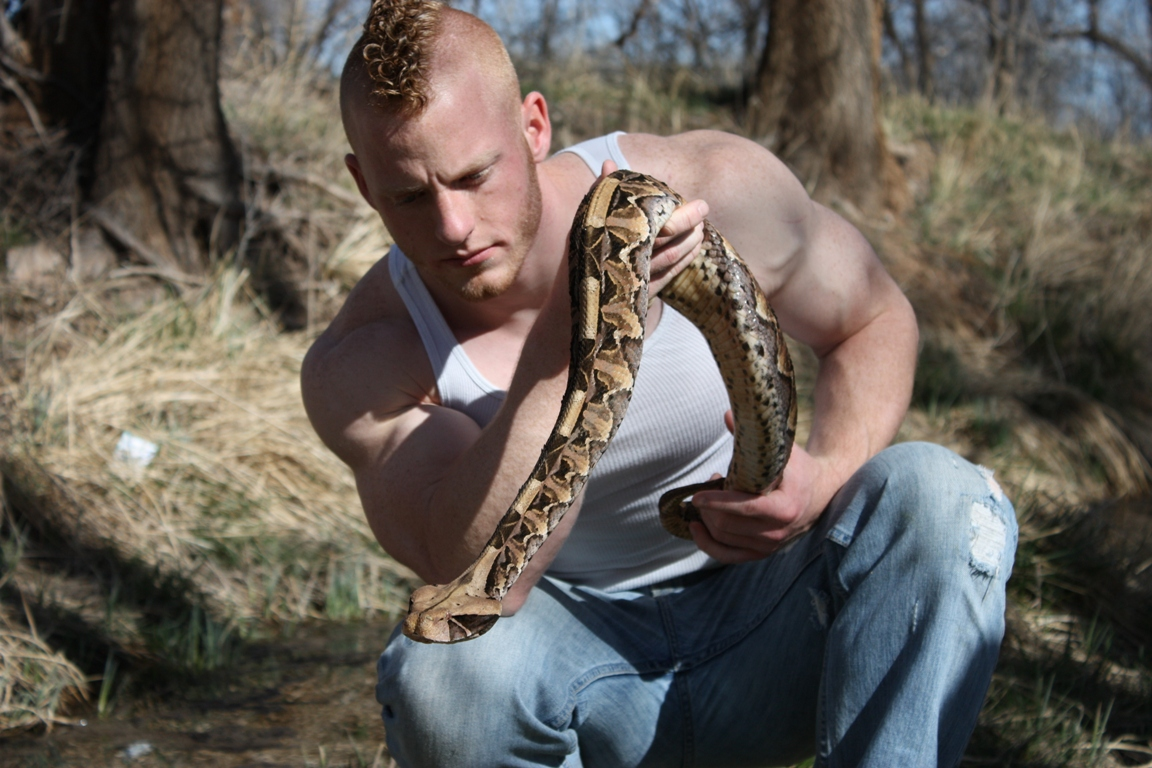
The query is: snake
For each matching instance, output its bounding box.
[403,170,796,644]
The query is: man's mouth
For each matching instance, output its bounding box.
[457,246,497,267]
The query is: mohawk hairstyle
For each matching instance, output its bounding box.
[359,0,444,113]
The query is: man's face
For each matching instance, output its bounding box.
[346,66,543,303]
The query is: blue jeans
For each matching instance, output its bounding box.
[376,442,1018,767]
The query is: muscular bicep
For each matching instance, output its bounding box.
[768,202,902,357]
[352,402,487,573]
[301,319,483,570]
[682,139,901,355]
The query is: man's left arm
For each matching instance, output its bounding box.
[672,135,919,563]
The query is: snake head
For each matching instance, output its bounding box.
[658,477,725,539]
[402,582,503,644]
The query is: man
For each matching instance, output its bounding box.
[302,1,1017,765]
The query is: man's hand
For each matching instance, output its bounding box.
[687,442,838,564]
[596,160,708,294]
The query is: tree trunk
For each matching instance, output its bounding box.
[91,0,242,275]
[747,0,906,213]
[913,0,935,101]
[13,0,242,276]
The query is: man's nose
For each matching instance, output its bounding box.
[434,190,475,246]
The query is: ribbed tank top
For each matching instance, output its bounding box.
[387,133,730,591]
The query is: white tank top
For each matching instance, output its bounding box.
[387,133,730,590]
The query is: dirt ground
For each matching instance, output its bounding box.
[0,620,397,768]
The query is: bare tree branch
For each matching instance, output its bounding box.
[0,2,47,139]
[914,0,935,100]
[0,67,49,142]
[536,0,561,61]
[1049,26,1152,89]
[679,0,711,68]
[0,49,44,82]
[614,0,655,48]
[303,0,351,63]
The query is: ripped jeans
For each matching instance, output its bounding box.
[376,442,1018,767]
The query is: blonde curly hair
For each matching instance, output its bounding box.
[356,0,445,114]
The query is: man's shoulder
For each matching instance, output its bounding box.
[301,254,435,453]
[618,131,803,207]
[312,250,413,342]
[620,130,758,173]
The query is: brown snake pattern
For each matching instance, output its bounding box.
[402,171,796,644]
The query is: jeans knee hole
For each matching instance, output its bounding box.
[969,501,1007,579]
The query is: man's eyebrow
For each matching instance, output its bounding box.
[380,152,501,197]
[455,152,501,179]
[382,181,425,198]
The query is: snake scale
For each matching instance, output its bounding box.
[403,170,796,644]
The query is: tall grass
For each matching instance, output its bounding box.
[883,99,1152,500]
[5,268,412,622]
[0,267,415,733]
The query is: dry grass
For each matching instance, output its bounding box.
[0,604,88,735]
[5,269,413,628]
[0,267,415,730]
[879,99,1152,504]
[0,267,415,736]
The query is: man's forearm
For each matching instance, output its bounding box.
[421,331,570,582]
[805,285,919,509]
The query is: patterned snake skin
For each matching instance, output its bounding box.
[403,171,796,643]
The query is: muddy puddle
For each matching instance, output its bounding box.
[1,620,399,767]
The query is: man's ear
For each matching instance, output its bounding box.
[345,153,376,209]
[520,91,552,163]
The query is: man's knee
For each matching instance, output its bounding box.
[377,631,522,729]
[831,442,1018,588]
[377,634,536,765]
[375,596,588,766]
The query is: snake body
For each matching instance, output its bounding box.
[403,171,796,644]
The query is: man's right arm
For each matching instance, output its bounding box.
[300,264,579,613]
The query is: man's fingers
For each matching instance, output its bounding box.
[598,159,618,179]
[658,199,708,240]
[689,522,764,564]
[648,208,708,294]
